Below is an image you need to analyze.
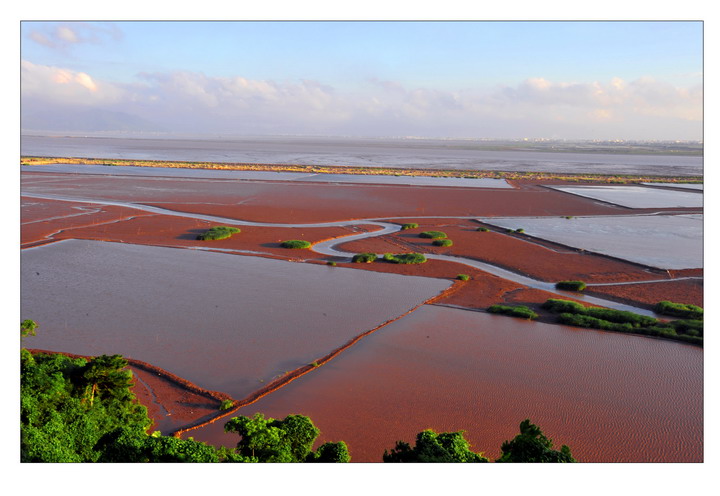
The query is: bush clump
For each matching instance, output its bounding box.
[401,223,419,230]
[383,253,427,264]
[583,307,658,328]
[654,301,703,320]
[197,226,241,241]
[457,274,470,281]
[419,231,447,239]
[219,399,234,411]
[476,227,489,232]
[541,299,587,314]
[352,252,377,263]
[432,239,453,247]
[555,281,587,292]
[487,305,538,320]
[541,298,701,345]
[280,240,312,249]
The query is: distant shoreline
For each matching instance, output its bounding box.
[20,156,704,184]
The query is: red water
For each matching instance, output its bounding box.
[187,305,703,463]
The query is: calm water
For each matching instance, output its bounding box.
[187,305,703,462]
[480,214,703,270]
[21,135,703,176]
[21,239,450,397]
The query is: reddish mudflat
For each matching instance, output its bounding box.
[21,167,703,463]
[186,305,703,463]
[22,171,629,223]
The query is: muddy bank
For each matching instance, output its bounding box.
[339,218,665,284]
[22,171,630,224]
[587,279,703,308]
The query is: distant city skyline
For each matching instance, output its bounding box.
[21,21,703,140]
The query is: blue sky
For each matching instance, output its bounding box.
[20,20,704,139]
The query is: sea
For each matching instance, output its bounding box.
[20,134,703,177]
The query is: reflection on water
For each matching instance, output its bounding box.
[550,185,703,208]
[21,239,450,397]
[187,305,702,462]
[479,214,703,270]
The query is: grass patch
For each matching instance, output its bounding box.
[401,223,419,230]
[555,280,587,292]
[383,253,427,264]
[654,301,703,320]
[352,252,378,263]
[457,274,470,281]
[432,239,453,247]
[197,226,240,241]
[542,298,702,345]
[419,231,447,239]
[487,304,538,320]
[280,240,312,249]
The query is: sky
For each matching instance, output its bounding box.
[20,20,704,140]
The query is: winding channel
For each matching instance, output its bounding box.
[22,191,672,317]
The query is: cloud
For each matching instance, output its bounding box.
[21,60,123,107]
[20,60,703,139]
[25,22,122,50]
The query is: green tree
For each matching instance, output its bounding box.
[21,319,37,338]
[307,441,351,463]
[21,352,151,462]
[495,419,576,463]
[383,429,488,463]
[97,428,220,462]
[224,413,349,463]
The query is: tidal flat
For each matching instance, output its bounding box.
[20,159,703,462]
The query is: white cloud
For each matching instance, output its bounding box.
[20,61,703,139]
[21,60,123,107]
[56,26,79,43]
[25,22,123,50]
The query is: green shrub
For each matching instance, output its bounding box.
[419,231,447,239]
[515,228,525,234]
[654,301,703,320]
[280,240,312,249]
[545,298,700,345]
[476,227,489,232]
[487,304,538,320]
[401,223,419,230]
[219,399,234,411]
[668,319,703,336]
[457,274,470,281]
[352,252,377,263]
[197,226,241,241]
[383,253,427,264]
[541,299,587,314]
[327,261,337,266]
[555,281,587,292]
[432,239,453,247]
[583,307,658,328]
[557,313,633,332]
